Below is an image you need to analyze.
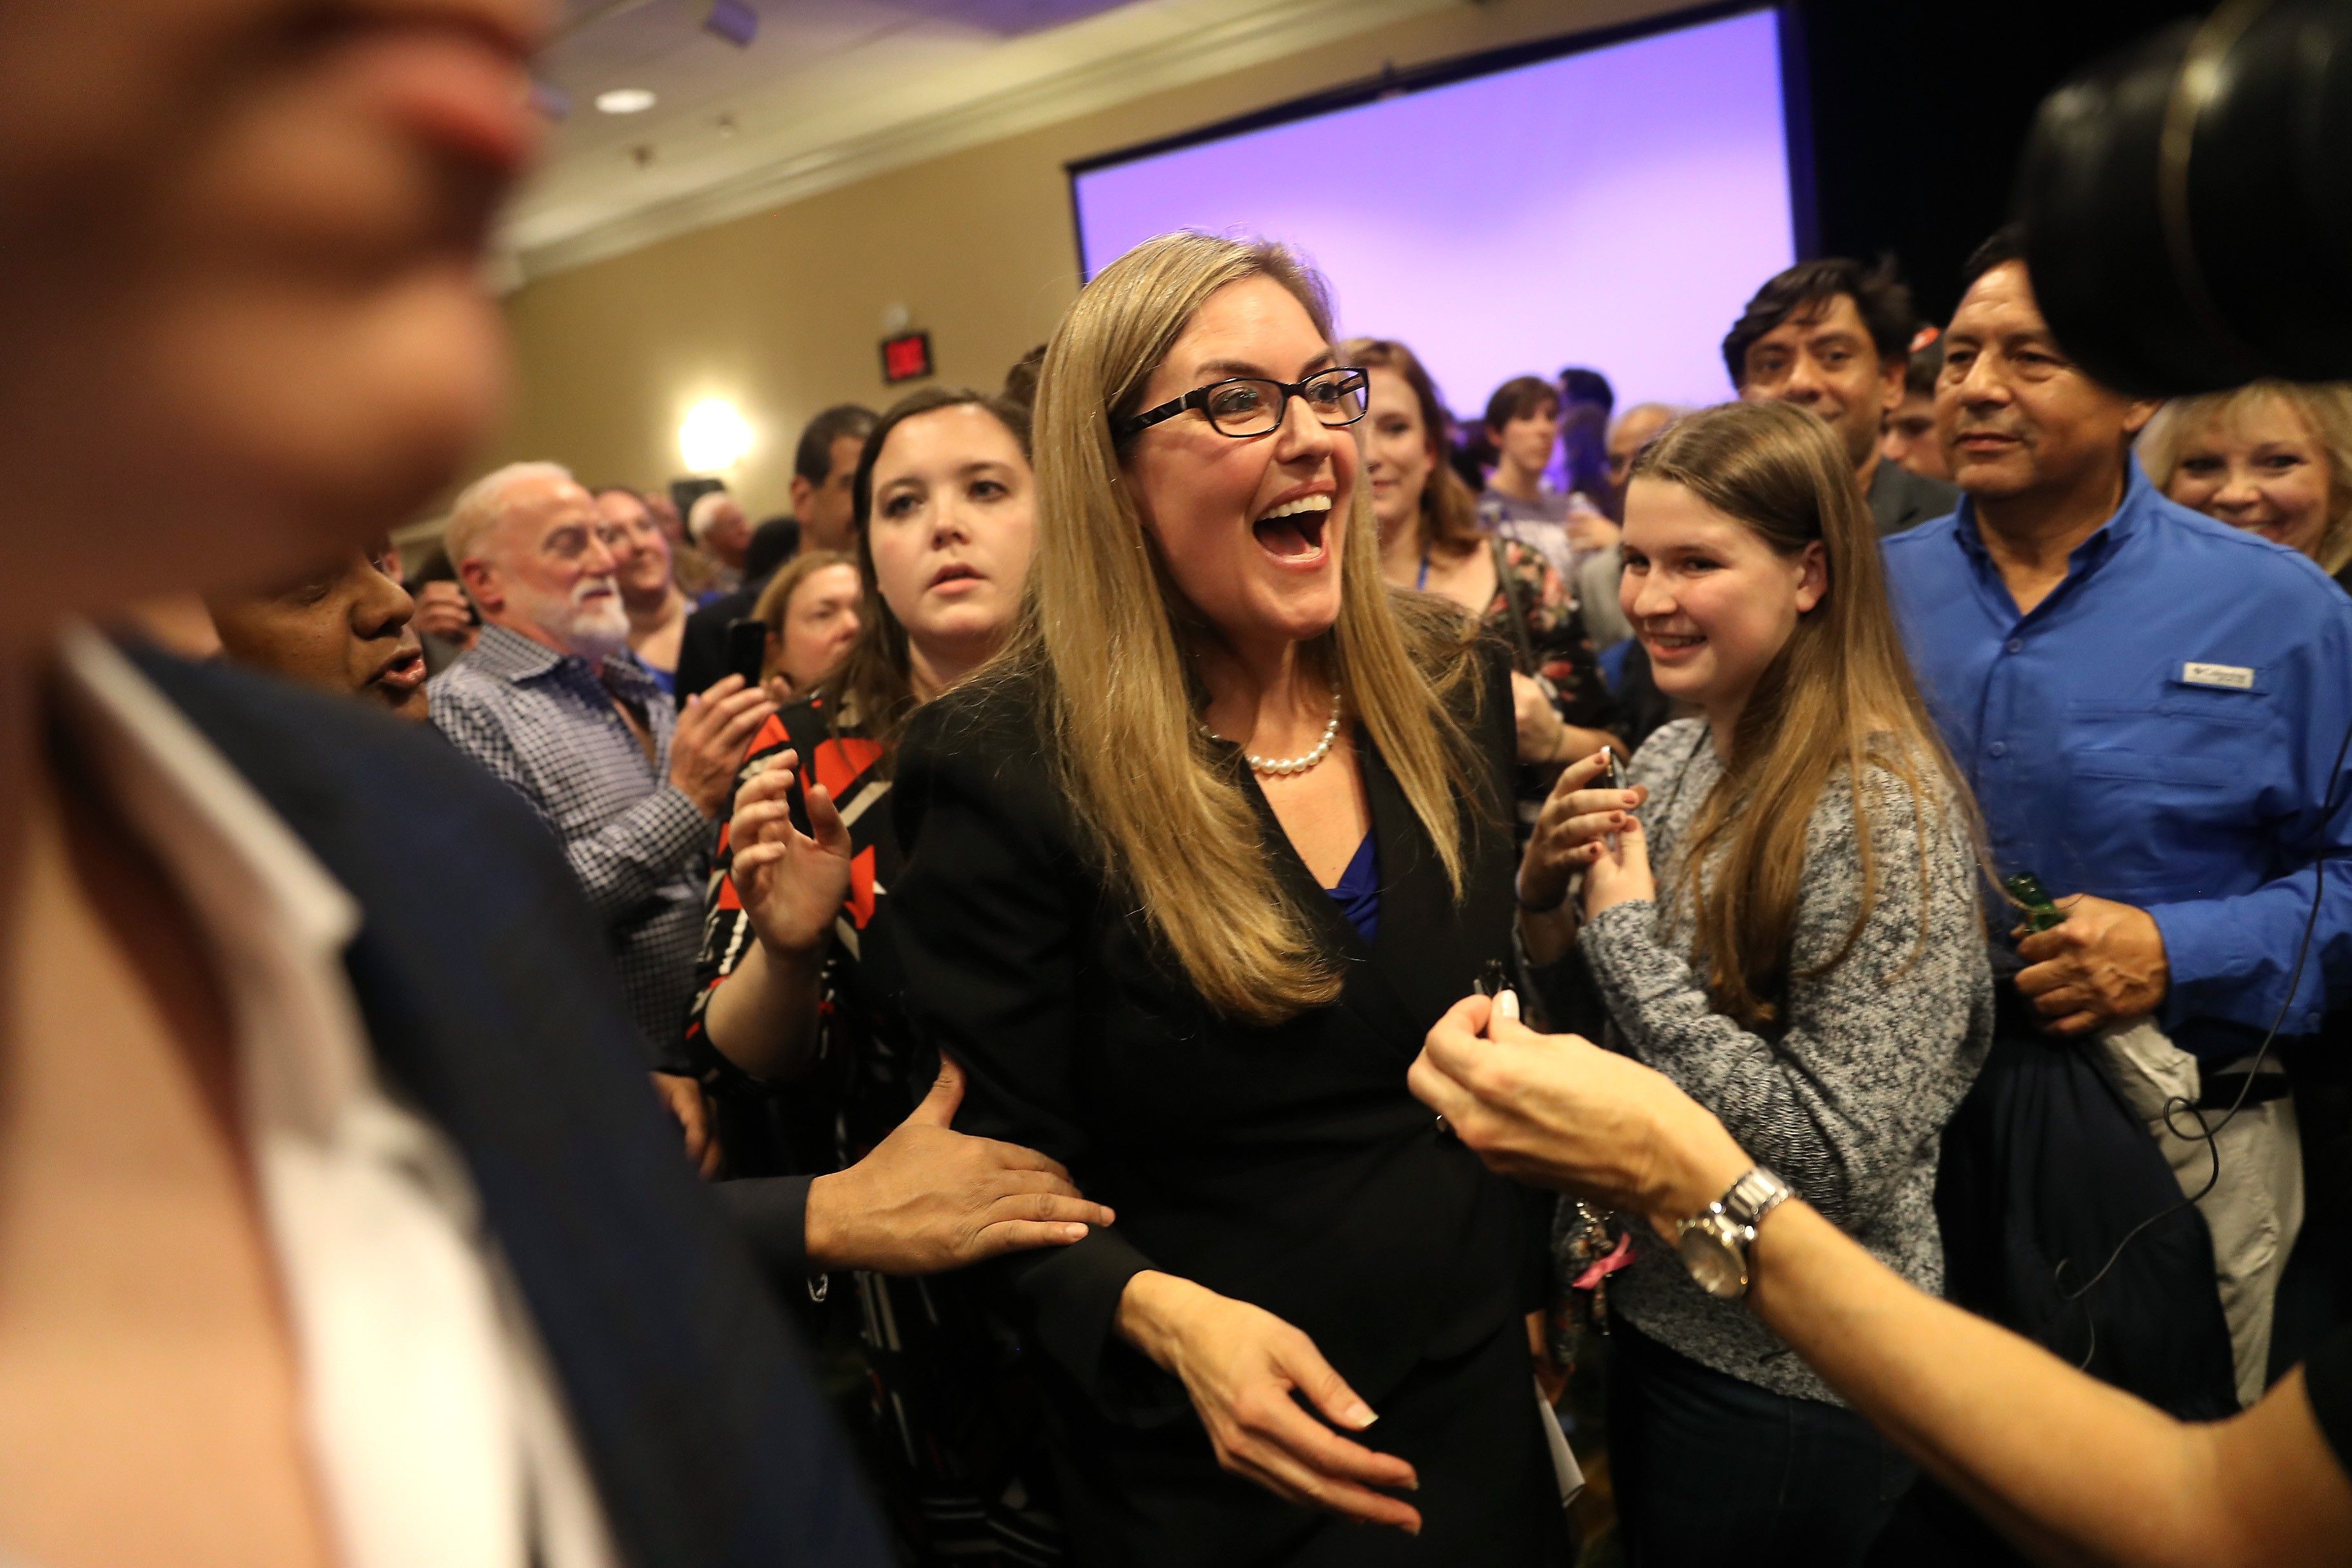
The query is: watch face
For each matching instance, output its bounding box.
[1677,1220,1749,1299]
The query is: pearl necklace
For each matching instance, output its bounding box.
[1199,694,1344,777]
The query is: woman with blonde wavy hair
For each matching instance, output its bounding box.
[2140,379,2352,591]
[887,233,1564,1563]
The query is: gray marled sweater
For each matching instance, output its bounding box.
[1576,718,1993,1404]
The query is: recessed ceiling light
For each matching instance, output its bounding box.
[596,88,657,115]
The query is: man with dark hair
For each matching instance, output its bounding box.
[1558,365,1615,503]
[1883,335,1950,482]
[674,402,876,700]
[1884,223,2352,1453]
[1725,255,1959,536]
[209,544,431,722]
[790,403,881,556]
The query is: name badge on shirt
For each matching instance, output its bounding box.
[2180,662,2257,691]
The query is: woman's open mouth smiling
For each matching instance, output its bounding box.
[1252,494,1332,565]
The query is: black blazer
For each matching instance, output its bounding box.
[673,577,765,701]
[131,649,888,1568]
[888,650,1545,1424]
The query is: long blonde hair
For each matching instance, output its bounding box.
[997,232,1491,1024]
[1635,401,1972,1028]
[2138,380,2352,577]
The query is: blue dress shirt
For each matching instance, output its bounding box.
[428,624,710,1068]
[1883,458,2352,1061]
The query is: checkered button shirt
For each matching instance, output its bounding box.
[429,623,709,1068]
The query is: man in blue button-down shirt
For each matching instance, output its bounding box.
[1885,230,2352,1407]
[431,464,774,1159]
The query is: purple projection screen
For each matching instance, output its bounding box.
[1070,8,1798,416]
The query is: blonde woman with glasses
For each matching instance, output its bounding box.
[887,233,1563,1564]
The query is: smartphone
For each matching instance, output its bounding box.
[723,618,769,691]
[1473,957,1520,1028]
[1600,745,1623,854]
[1474,958,1511,999]
[2002,870,2066,934]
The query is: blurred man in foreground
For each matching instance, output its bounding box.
[0,3,887,1564]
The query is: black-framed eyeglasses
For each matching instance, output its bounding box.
[1114,367,1369,440]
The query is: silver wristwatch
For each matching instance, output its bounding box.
[1674,1166,1792,1301]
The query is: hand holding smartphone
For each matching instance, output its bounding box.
[1474,957,1520,1029]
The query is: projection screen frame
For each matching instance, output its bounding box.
[1063,0,1816,288]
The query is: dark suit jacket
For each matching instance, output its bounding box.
[674,578,767,701]
[888,651,1546,1429]
[132,649,887,1568]
[1869,456,1963,537]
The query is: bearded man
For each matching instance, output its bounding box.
[433,462,773,1074]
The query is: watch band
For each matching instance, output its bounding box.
[1721,1166,1792,1231]
[1672,1166,1792,1302]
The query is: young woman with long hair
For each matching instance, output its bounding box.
[681,386,1099,1564]
[886,234,1561,1564]
[1517,400,1993,1565]
[1342,336,1621,807]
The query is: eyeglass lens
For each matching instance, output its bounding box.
[1203,371,1367,435]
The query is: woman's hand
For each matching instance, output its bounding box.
[1409,994,1748,1229]
[1115,1273,1423,1534]
[728,751,854,957]
[1518,749,1647,914]
[1582,810,1654,921]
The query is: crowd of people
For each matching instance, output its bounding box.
[5,3,2352,1567]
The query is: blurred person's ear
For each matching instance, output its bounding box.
[1876,353,1906,417]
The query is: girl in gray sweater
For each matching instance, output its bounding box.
[1516,401,1992,1566]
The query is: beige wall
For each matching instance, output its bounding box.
[484,0,1681,522]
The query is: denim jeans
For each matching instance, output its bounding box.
[1609,1318,1915,1567]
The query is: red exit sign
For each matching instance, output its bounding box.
[881,330,933,384]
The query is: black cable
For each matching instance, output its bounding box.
[2052,703,2352,1367]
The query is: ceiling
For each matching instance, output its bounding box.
[502,0,1463,283]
